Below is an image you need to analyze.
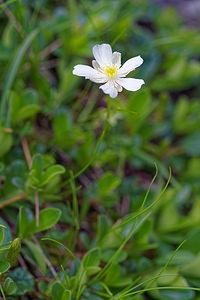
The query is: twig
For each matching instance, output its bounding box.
[21,137,40,227]
[33,236,59,281]
[19,255,28,270]
[0,0,23,36]
[39,39,62,60]
[0,193,27,209]
[21,137,32,169]
[4,127,13,133]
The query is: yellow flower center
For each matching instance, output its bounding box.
[104,65,118,78]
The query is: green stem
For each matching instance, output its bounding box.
[99,167,171,244]
[106,95,111,122]
[122,286,200,298]
[42,238,79,271]
[60,96,112,187]
[0,284,6,300]
[69,170,79,231]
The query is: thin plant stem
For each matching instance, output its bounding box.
[140,240,186,294]
[106,95,111,121]
[21,137,32,169]
[92,166,168,284]
[0,193,27,209]
[122,286,200,298]
[99,167,171,244]
[0,0,23,36]
[69,170,80,231]
[115,241,186,299]
[100,282,113,297]
[5,92,13,128]
[33,236,59,280]
[21,137,40,227]
[116,277,141,299]
[0,284,6,300]
[35,191,39,227]
[42,238,79,271]
[60,96,112,187]
[116,274,182,299]
[69,171,80,252]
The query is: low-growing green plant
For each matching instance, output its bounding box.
[0,0,200,299]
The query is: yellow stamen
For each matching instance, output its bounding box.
[104,65,118,78]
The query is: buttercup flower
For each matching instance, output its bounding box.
[73,43,144,98]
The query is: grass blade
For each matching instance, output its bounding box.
[0,29,38,124]
[0,0,16,9]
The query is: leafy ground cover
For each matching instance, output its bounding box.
[0,0,200,299]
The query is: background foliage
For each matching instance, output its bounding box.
[0,0,200,299]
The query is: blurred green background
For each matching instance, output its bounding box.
[0,0,200,299]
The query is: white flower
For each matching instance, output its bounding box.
[72,43,145,99]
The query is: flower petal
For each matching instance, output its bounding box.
[112,52,121,68]
[118,56,143,76]
[92,44,113,67]
[99,81,118,98]
[73,64,107,83]
[92,60,101,71]
[114,81,123,92]
[117,78,145,91]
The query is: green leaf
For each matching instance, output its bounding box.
[9,268,34,296]
[85,266,101,276]
[0,218,12,244]
[157,203,179,233]
[4,277,17,295]
[82,248,101,268]
[0,261,10,274]
[62,290,71,300]
[26,208,61,235]
[41,165,65,186]
[159,289,194,300]
[102,249,127,264]
[0,132,12,157]
[31,154,44,181]
[181,229,200,254]
[180,132,200,156]
[0,29,38,124]
[29,155,65,188]
[159,277,194,300]
[128,89,151,115]
[14,104,40,123]
[157,250,195,266]
[0,225,6,246]
[104,264,131,287]
[181,253,200,279]
[0,243,11,254]
[97,215,110,241]
[52,282,65,300]
[25,240,46,275]
[19,207,32,239]
[98,172,121,196]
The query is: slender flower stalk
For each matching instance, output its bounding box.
[73,43,144,98]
